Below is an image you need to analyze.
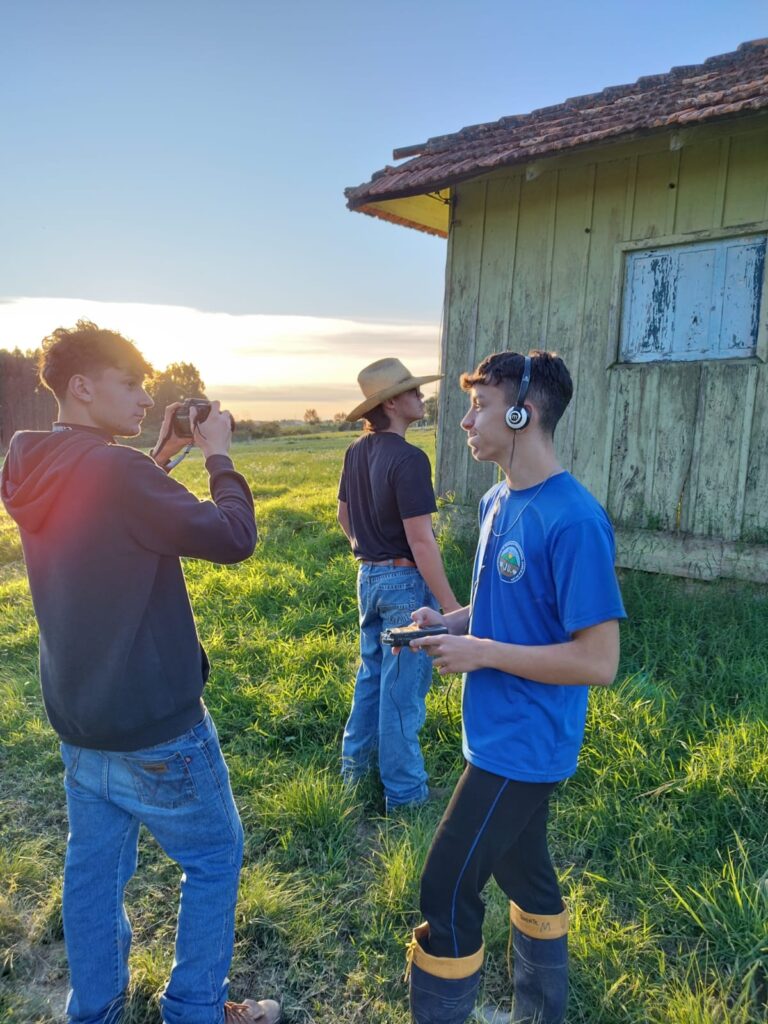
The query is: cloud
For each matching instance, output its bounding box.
[214,383,363,402]
[231,326,436,357]
[0,296,442,419]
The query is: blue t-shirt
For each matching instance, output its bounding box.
[462,471,626,782]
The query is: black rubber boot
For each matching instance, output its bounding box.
[405,922,484,1024]
[509,901,569,1024]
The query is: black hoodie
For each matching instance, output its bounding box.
[1,425,256,750]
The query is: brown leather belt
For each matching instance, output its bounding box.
[360,557,417,567]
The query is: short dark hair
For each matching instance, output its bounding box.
[362,403,391,433]
[39,320,153,400]
[460,350,573,436]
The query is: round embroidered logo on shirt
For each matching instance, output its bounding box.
[498,541,525,582]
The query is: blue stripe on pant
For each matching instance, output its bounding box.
[419,764,560,958]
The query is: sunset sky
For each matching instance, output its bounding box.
[0,296,442,420]
[2,1,766,421]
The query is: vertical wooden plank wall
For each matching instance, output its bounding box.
[436,182,488,506]
[437,116,768,567]
[731,129,768,542]
[545,164,595,470]
[576,159,628,504]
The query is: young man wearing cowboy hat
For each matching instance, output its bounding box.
[337,358,461,813]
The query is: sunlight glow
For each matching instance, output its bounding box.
[0,297,443,421]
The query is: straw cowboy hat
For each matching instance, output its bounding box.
[346,358,443,422]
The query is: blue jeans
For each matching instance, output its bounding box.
[60,711,244,1024]
[341,564,437,810]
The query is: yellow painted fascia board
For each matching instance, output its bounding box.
[355,191,450,238]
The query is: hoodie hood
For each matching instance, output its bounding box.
[1,428,112,533]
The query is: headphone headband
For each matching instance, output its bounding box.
[517,355,531,407]
[504,354,532,431]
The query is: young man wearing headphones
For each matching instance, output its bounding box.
[401,351,626,1024]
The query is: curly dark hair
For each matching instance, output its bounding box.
[39,320,153,400]
[460,350,573,436]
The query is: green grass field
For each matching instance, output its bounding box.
[1,431,767,1023]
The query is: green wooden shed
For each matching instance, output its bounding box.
[345,40,768,582]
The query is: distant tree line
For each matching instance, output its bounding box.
[0,351,210,451]
[0,350,56,449]
[143,362,207,434]
[0,348,439,451]
[302,394,437,432]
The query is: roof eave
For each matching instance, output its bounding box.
[347,107,768,215]
[352,203,448,238]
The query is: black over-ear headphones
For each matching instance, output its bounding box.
[504,355,532,431]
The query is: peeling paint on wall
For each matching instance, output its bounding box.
[620,234,766,362]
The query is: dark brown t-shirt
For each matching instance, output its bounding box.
[338,432,437,561]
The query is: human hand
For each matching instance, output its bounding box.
[192,401,232,458]
[410,633,488,675]
[151,402,188,466]
[410,606,447,629]
[388,606,449,656]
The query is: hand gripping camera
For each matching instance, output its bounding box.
[171,399,235,438]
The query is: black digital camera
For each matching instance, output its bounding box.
[381,625,448,647]
[172,399,235,438]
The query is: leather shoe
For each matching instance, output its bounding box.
[224,998,282,1023]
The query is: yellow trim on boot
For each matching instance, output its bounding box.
[509,900,569,940]
[404,922,484,983]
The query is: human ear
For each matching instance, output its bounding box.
[68,374,95,403]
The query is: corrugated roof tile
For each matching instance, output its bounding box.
[346,40,768,212]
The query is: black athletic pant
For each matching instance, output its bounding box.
[420,764,562,958]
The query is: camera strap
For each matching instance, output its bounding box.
[150,420,174,464]
[164,445,193,470]
[151,421,192,472]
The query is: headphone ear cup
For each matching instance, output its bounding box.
[505,406,530,430]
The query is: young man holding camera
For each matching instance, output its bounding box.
[1,321,279,1024]
[337,358,461,812]
[401,351,626,1024]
